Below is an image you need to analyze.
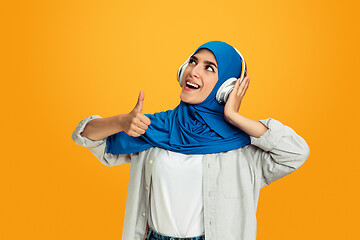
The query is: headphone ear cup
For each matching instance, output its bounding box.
[177,59,189,87]
[216,77,238,104]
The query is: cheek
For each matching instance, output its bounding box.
[183,66,191,76]
[206,77,218,92]
[200,80,217,98]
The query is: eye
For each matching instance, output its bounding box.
[206,65,215,72]
[189,59,196,65]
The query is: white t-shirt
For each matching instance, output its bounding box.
[148,150,204,237]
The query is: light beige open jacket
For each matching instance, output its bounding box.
[72,115,310,240]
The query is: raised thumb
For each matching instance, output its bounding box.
[133,90,144,113]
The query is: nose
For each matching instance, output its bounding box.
[190,64,200,78]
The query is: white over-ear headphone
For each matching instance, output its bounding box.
[176,47,247,104]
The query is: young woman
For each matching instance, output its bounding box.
[72,41,310,240]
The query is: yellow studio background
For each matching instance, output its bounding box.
[1,0,359,239]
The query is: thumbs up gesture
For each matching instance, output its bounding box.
[123,91,151,137]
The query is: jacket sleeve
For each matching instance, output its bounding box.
[246,118,310,188]
[71,115,131,167]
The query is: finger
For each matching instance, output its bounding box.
[133,90,145,113]
[241,77,250,86]
[129,131,141,137]
[237,85,242,96]
[135,119,149,130]
[126,129,141,137]
[230,78,241,98]
[131,125,146,135]
[234,77,241,88]
[237,78,246,96]
[139,114,151,126]
[239,78,250,96]
[236,77,247,93]
[244,77,250,91]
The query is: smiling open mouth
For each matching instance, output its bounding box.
[186,81,200,89]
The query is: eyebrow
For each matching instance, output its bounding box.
[190,56,218,69]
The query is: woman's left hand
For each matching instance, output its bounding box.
[224,76,250,124]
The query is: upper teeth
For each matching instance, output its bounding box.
[186,81,200,89]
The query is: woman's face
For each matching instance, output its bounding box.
[180,49,219,104]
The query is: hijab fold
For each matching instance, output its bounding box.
[106,41,250,155]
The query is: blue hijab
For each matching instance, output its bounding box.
[106,41,251,155]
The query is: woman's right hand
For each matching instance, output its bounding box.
[120,90,151,137]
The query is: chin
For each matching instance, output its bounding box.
[180,96,191,104]
[180,96,193,104]
[180,90,204,104]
